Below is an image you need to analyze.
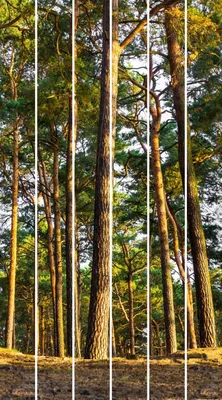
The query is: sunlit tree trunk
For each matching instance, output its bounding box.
[85,0,110,359]
[150,91,177,354]
[38,159,57,355]
[52,126,65,357]
[128,270,135,356]
[187,126,217,347]
[149,207,155,356]
[165,7,216,347]
[165,197,197,348]
[6,60,19,349]
[112,0,120,146]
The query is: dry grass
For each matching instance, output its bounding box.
[0,348,222,399]
[188,348,222,400]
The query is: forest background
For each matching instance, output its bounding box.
[0,0,221,398]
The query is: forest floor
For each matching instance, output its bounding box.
[0,348,222,399]
[151,347,222,399]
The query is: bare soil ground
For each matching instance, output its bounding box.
[112,358,146,400]
[188,348,222,400]
[150,348,222,400]
[75,358,147,400]
[75,359,109,399]
[0,348,35,399]
[150,357,184,399]
[0,348,222,399]
[0,349,72,399]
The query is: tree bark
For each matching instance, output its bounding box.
[85,0,110,359]
[38,159,57,355]
[112,0,120,146]
[165,197,197,348]
[165,6,217,347]
[52,126,65,357]
[128,271,135,356]
[6,73,19,349]
[112,320,116,357]
[66,94,73,357]
[75,227,81,358]
[150,91,177,354]
[187,126,217,347]
[32,290,35,355]
[149,207,155,356]
[74,0,81,359]
[26,324,31,354]
[40,305,45,356]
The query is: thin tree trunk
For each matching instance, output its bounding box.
[112,320,116,357]
[40,306,45,356]
[165,197,197,348]
[128,271,135,356]
[6,95,19,350]
[165,7,217,347]
[26,324,31,354]
[74,0,81,359]
[38,159,57,355]
[66,94,73,357]
[152,319,161,356]
[112,0,120,146]
[52,126,65,357]
[32,291,35,355]
[75,227,81,358]
[150,90,177,354]
[12,314,16,349]
[149,207,156,357]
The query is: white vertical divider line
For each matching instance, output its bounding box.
[109,0,113,398]
[35,0,38,399]
[184,0,188,398]
[72,0,76,398]
[147,2,150,400]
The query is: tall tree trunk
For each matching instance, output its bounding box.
[128,271,135,356]
[85,0,110,359]
[150,90,177,354]
[75,227,81,358]
[165,7,217,347]
[84,0,149,360]
[52,127,65,357]
[165,197,197,348]
[38,160,57,355]
[74,0,81,359]
[112,0,120,146]
[66,94,73,357]
[187,126,217,347]
[6,82,19,349]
